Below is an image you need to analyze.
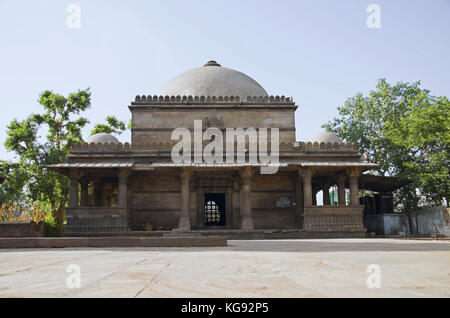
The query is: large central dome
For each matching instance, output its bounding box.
[159,61,268,99]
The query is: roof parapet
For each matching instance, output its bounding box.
[132,95,294,105]
[70,140,358,154]
[297,141,358,152]
[71,142,131,153]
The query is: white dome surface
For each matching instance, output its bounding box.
[308,132,343,144]
[87,133,120,144]
[159,61,268,99]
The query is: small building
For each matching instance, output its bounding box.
[49,61,379,236]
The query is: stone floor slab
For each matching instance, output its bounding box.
[0,239,448,298]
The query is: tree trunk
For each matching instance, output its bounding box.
[51,201,65,235]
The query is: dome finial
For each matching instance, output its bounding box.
[204,60,221,67]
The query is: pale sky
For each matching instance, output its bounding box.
[1,0,449,161]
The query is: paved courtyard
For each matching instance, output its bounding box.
[0,239,449,298]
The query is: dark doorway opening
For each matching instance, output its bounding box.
[204,193,226,226]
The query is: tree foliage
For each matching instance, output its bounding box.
[2,89,91,231]
[90,116,126,136]
[385,95,449,206]
[323,79,449,211]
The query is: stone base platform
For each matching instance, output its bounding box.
[0,236,227,249]
[63,228,367,240]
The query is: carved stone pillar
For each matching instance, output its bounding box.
[93,179,103,207]
[348,168,361,206]
[118,168,130,209]
[178,169,193,231]
[102,184,111,207]
[301,168,313,207]
[232,178,240,229]
[312,187,318,206]
[323,183,331,206]
[295,169,304,227]
[80,178,89,207]
[69,171,80,209]
[197,189,204,227]
[190,179,197,229]
[337,174,346,206]
[240,167,254,230]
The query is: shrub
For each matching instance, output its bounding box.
[43,213,62,237]
[0,200,48,222]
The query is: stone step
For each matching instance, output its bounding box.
[0,236,227,248]
[61,229,367,240]
[63,231,165,237]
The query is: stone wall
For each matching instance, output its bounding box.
[66,215,128,233]
[131,108,296,146]
[304,206,365,231]
[407,206,450,237]
[127,170,300,231]
[363,207,450,237]
[129,172,181,230]
[0,221,45,237]
[251,174,296,229]
[66,207,128,233]
[364,214,410,237]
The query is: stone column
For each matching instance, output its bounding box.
[178,169,193,231]
[69,170,80,209]
[232,178,240,229]
[226,188,233,229]
[191,182,198,229]
[94,180,103,207]
[102,184,111,207]
[348,169,360,206]
[312,187,318,206]
[337,174,346,206]
[80,178,89,207]
[295,170,304,228]
[301,168,313,207]
[197,189,204,227]
[240,167,254,230]
[323,183,331,206]
[118,168,130,209]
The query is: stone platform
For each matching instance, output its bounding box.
[63,228,367,240]
[1,239,449,297]
[0,236,227,249]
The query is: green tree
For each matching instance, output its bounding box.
[323,79,448,211]
[3,89,91,232]
[90,116,126,136]
[385,95,449,206]
[0,161,28,204]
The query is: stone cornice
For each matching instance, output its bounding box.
[128,95,297,111]
[131,127,296,132]
[132,94,295,104]
[129,104,298,111]
[70,141,359,154]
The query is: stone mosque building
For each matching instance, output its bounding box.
[50,61,382,238]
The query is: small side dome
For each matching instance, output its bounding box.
[308,131,343,144]
[86,133,120,144]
